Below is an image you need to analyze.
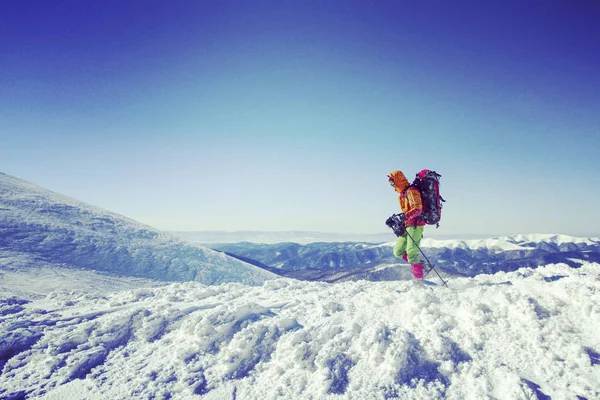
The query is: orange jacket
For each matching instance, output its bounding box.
[388,170,424,227]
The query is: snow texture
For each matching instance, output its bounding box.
[0,252,166,300]
[0,172,276,286]
[1,262,599,399]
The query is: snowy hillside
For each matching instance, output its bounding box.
[1,262,599,399]
[0,172,276,285]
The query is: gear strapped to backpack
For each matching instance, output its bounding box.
[411,170,445,227]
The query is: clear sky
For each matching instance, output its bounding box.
[1,1,599,237]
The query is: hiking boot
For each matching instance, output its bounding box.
[411,263,424,279]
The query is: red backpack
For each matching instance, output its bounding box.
[411,170,445,227]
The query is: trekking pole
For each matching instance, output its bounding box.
[405,229,449,287]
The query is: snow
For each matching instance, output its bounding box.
[1,262,599,399]
[0,260,165,300]
[420,237,525,251]
[0,172,277,286]
[506,233,600,246]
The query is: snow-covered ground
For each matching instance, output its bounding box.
[2,262,599,399]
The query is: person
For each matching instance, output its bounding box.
[387,170,425,280]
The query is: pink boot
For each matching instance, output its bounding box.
[411,263,424,279]
[402,253,408,262]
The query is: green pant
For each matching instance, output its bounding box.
[393,225,424,264]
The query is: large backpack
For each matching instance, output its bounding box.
[411,170,445,227]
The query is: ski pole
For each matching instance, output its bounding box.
[405,229,448,287]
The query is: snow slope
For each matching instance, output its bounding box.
[0,172,276,285]
[1,262,599,399]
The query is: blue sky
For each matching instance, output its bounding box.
[1,1,599,236]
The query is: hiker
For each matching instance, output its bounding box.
[387,170,425,279]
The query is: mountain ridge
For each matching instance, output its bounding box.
[417,233,600,251]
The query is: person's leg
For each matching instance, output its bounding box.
[406,226,425,279]
[393,233,408,260]
[405,226,424,264]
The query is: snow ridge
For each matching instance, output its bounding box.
[0,172,276,285]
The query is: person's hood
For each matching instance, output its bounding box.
[387,170,409,194]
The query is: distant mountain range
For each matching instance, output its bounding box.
[208,234,600,282]
[0,172,276,286]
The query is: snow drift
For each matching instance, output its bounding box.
[1,262,598,399]
[0,172,276,286]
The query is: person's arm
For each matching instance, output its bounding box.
[405,187,423,221]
